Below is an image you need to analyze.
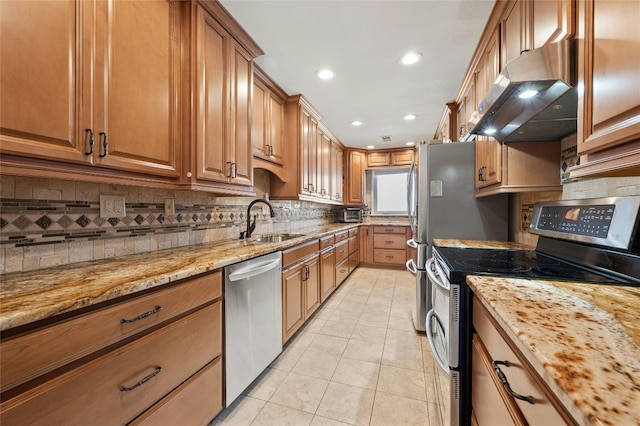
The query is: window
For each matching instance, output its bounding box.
[372,168,409,215]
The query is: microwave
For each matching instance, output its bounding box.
[341,208,363,223]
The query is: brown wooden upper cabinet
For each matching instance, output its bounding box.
[571,0,640,178]
[366,148,415,168]
[343,150,366,205]
[0,0,182,182]
[185,1,262,194]
[252,67,286,166]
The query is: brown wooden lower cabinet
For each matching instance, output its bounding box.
[320,247,336,302]
[472,297,572,425]
[360,225,410,267]
[0,272,224,425]
[335,257,350,286]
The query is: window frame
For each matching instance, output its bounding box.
[371,167,410,216]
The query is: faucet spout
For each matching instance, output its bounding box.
[242,199,275,239]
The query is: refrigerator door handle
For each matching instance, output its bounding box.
[406,258,417,274]
[406,239,418,249]
[407,159,416,237]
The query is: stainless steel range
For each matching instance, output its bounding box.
[425,196,640,425]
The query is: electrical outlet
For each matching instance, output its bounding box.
[164,198,175,215]
[100,195,126,218]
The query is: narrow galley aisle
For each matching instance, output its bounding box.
[211,267,444,426]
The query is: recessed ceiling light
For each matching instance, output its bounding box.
[406,141,415,146]
[351,121,363,126]
[366,145,375,149]
[401,52,422,65]
[317,69,336,80]
[404,114,417,121]
[484,128,497,135]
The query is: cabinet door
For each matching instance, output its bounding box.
[346,151,365,205]
[502,0,526,67]
[195,10,231,183]
[391,149,414,166]
[301,110,312,194]
[577,0,640,155]
[367,152,391,167]
[268,92,285,165]
[252,80,267,158]
[0,0,89,164]
[475,138,502,188]
[304,255,320,318]
[332,143,344,201]
[229,40,253,187]
[282,263,305,343]
[320,248,336,303]
[94,0,180,178]
[359,226,373,264]
[320,132,332,198]
[531,0,574,48]
[308,118,319,195]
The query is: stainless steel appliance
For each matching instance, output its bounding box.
[340,207,364,223]
[426,196,640,425]
[406,140,508,331]
[224,251,282,406]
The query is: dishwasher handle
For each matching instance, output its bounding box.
[228,258,281,282]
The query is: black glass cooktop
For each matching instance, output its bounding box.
[434,246,628,284]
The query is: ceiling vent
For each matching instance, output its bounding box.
[380,135,392,142]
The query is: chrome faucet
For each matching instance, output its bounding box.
[240,199,275,239]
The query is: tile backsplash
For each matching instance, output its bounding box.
[0,171,338,274]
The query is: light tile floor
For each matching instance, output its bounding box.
[212,267,446,426]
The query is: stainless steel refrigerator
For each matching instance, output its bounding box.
[406,140,508,331]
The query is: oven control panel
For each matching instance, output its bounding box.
[536,204,613,238]
[529,196,640,251]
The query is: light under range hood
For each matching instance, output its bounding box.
[467,40,577,142]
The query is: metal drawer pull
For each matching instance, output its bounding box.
[98,132,108,158]
[120,306,163,324]
[492,360,534,404]
[120,366,162,392]
[84,128,94,155]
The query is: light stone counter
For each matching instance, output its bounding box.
[434,239,534,250]
[0,224,359,332]
[468,276,640,426]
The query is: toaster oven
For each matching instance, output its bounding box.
[341,208,363,223]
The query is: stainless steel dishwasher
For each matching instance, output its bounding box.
[224,251,282,407]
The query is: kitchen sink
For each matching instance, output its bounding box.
[251,233,305,243]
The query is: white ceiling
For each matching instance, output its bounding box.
[220,0,496,150]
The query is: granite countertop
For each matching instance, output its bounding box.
[434,239,534,250]
[0,223,359,332]
[468,276,640,426]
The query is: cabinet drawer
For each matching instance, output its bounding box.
[1,302,221,426]
[1,271,221,393]
[282,240,320,268]
[473,299,568,425]
[335,258,349,286]
[348,227,358,237]
[319,235,335,250]
[335,239,349,263]
[334,231,349,243]
[373,226,406,234]
[373,249,406,265]
[130,357,223,425]
[348,235,359,255]
[373,234,406,249]
[472,335,526,426]
[348,251,359,274]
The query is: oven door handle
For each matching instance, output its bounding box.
[426,309,450,374]
[426,258,449,292]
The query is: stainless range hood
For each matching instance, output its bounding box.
[467,40,577,142]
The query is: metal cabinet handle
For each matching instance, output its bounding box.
[492,360,534,404]
[478,166,487,182]
[385,240,393,244]
[120,306,163,324]
[309,183,314,193]
[98,132,108,158]
[120,366,162,392]
[227,162,237,178]
[84,129,94,155]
